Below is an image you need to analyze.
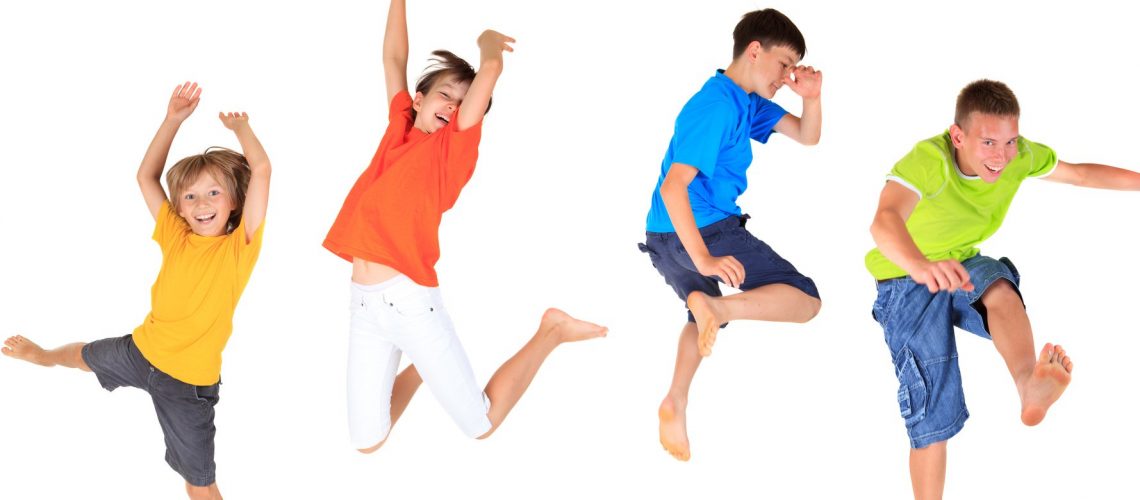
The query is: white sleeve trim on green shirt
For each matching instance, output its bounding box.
[1031,158,1060,178]
[886,175,923,200]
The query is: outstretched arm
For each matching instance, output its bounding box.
[773,66,822,145]
[870,181,973,293]
[660,163,745,288]
[219,112,270,243]
[455,30,515,131]
[137,82,200,220]
[383,0,409,105]
[1043,160,1140,190]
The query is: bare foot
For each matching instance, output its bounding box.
[659,395,691,461]
[2,335,50,366]
[541,308,607,343]
[687,292,721,357]
[1020,343,1073,426]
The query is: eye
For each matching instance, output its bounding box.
[184,193,195,200]
[983,140,994,146]
[440,92,450,99]
[208,190,221,197]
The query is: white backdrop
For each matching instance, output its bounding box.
[1,1,1137,498]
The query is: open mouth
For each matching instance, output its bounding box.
[194,213,217,225]
[435,113,450,126]
[983,163,1004,175]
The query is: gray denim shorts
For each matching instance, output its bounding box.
[81,334,220,486]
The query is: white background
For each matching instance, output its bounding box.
[2,1,1137,498]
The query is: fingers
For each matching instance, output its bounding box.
[717,256,745,288]
[915,260,974,293]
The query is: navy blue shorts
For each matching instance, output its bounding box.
[871,255,1022,448]
[639,214,820,324]
[81,335,220,486]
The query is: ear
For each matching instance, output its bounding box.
[748,40,764,60]
[412,91,424,113]
[949,123,966,149]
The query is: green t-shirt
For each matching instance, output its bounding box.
[865,131,1057,280]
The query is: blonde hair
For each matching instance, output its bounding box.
[166,147,250,233]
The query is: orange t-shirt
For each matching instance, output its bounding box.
[324,90,482,286]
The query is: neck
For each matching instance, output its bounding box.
[722,62,755,94]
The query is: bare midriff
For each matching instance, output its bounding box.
[352,258,403,285]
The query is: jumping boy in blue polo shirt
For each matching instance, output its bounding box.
[639,8,823,461]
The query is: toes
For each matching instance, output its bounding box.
[1,346,11,355]
[1038,343,1054,363]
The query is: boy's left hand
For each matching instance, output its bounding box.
[785,66,822,99]
[219,111,250,130]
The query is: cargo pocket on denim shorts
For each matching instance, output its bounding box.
[894,347,928,428]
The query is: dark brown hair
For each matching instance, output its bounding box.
[733,9,806,60]
[166,147,251,233]
[412,50,492,120]
[955,79,1020,128]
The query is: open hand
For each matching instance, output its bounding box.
[477,29,516,55]
[167,82,202,122]
[695,254,745,289]
[218,111,249,131]
[784,66,822,99]
[910,259,974,294]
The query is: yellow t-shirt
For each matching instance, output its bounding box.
[132,201,264,385]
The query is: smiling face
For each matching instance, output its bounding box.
[950,112,1020,183]
[175,169,236,237]
[412,77,471,133]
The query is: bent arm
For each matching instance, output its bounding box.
[869,181,925,275]
[383,0,409,105]
[138,82,201,220]
[772,97,821,146]
[225,115,270,243]
[1043,159,1140,190]
[456,30,514,131]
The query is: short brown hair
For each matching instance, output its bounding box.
[733,9,806,60]
[955,79,1020,128]
[166,147,250,233]
[412,50,492,121]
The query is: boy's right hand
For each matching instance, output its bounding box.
[695,254,745,289]
[477,29,516,57]
[910,259,974,294]
[166,82,201,123]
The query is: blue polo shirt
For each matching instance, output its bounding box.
[646,70,788,233]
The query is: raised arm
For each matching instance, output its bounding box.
[773,66,822,145]
[660,163,745,288]
[1043,160,1140,190]
[383,0,409,105]
[219,112,271,243]
[870,181,973,293]
[455,30,515,131]
[138,82,200,220]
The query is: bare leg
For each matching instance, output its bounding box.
[659,322,700,461]
[2,335,89,371]
[477,308,606,439]
[981,281,1072,425]
[910,441,947,500]
[358,365,423,453]
[689,283,822,356]
[185,482,222,500]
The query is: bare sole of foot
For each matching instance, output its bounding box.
[2,335,49,366]
[1021,343,1073,426]
[687,292,719,357]
[658,397,691,461]
[542,308,607,343]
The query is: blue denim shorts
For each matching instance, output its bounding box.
[871,255,1022,448]
[639,214,820,324]
[81,335,220,486]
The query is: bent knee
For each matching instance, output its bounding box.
[794,297,822,323]
[980,279,1022,307]
[184,484,218,500]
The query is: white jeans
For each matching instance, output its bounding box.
[347,275,492,448]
